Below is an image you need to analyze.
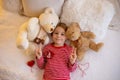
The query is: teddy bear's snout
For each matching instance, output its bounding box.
[71,35,75,39]
[50,28,54,32]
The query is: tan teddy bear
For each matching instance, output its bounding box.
[66,22,104,61]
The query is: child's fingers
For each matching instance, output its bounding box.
[73,48,77,55]
[71,53,76,58]
[72,47,76,54]
[35,44,43,56]
[70,53,77,64]
[39,43,42,49]
[36,49,42,59]
[71,48,77,59]
[38,44,41,51]
[35,48,39,56]
[35,47,39,53]
[71,47,74,53]
[38,43,43,52]
[73,48,76,54]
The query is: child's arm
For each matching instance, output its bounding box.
[68,61,77,72]
[36,56,45,69]
[36,44,45,69]
[68,47,77,72]
[69,47,77,64]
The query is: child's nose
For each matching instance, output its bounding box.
[57,34,61,37]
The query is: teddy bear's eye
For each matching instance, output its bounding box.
[51,23,53,25]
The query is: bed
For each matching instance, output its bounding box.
[0,0,120,80]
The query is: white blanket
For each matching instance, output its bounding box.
[0,9,120,80]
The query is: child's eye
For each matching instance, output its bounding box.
[54,32,58,34]
[61,33,65,35]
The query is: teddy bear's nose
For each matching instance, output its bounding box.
[50,28,54,32]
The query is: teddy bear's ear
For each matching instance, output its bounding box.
[44,7,55,14]
[71,22,81,30]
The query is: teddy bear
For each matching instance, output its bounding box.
[66,22,104,61]
[16,7,59,67]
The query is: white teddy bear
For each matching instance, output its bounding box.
[16,7,59,63]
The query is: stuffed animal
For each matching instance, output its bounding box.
[66,22,104,61]
[16,7,59,66]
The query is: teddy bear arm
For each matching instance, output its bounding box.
[44,35,50,45]
[26,42,37,59]
[81,31,96,39]
[89,40,104,52]
[16,20,31,49]
[77,49,86,61]
[27,17,40,41]
[16,31,29,49]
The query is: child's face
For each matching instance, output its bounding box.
[52,26,66,47]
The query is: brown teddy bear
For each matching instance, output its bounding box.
[66,22,104,61]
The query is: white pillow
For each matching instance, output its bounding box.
[22,0,64,17]
[60,0,115,41]
[2,0,22,13]
[108,0,120,31]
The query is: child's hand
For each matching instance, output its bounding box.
[70,47,77,65]
[35,44,43,59]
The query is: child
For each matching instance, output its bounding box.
[36,23,77,80]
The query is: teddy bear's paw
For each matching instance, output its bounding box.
[16,39,29,50]
[77,54,85,61]
[95,43,104,52]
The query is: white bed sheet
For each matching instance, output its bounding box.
[0,10,120,80]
